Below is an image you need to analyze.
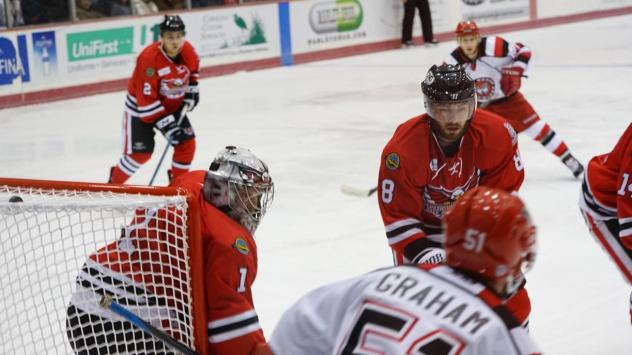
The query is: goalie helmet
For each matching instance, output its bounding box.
[203,146,274,233]
[421,64,476,121]
[160,14,186,35]
[455,20,480,37]
[443,186,537,298]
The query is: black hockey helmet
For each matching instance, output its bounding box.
[160,15,186,35]
[421,64,476,120]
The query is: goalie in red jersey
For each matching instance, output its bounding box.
[109,14,200,184]
[446,20,584,178]
[580,123,632,324]
[378,63,532,327]
[67,146,274,354]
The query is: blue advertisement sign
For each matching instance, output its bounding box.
[32,31,57,78]
[0,35,29,86]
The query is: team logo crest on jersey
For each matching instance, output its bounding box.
[145,67,154,77]
[474,77,495,102]
[385,153,400,170]
[233,238,250,255]
[504,121,518,146]
[423,170,480,219]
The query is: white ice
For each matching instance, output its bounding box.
[1,14,632,354]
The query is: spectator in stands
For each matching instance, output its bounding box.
[131,0,159,15]
[0,1,6,28]
[155,0,185,10]
[76,0,105,20]
[110,0,132,16]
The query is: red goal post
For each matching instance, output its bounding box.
[0,177,208,355]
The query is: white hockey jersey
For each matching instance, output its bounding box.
[445,36,532,106]
[268,264,540,355]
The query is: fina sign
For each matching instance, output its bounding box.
[0,35,30,86]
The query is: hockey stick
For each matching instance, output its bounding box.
[341,184,378,197]
[99,295,198,355]
[149,107,189,186]
[478,58,529,79]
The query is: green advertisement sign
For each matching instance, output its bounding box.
[67,27,134,62]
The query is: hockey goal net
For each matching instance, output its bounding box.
[0,178,206,355]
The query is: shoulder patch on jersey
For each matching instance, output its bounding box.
[145,67,154,77]
[158,67,171,76]
[503,121,518,146]
[385,153,400,170]
[233,238,250,255]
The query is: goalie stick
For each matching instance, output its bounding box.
[149,106,189,186]
[100,295,198,355]
[340,184,378,197]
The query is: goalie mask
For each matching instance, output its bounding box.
[443,186,537,299]
[203,146,274,233]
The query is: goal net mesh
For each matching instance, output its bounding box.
[0,184,195,354]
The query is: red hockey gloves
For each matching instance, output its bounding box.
[500,67,524,96]
[184,82,199,112]
[154,107,187,145]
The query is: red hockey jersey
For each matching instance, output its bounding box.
[125,41,200,123]
[581,123,632,248]
[378,110,524,263]
[69,171,264,355]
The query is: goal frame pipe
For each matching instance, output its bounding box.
[0,176,209,354]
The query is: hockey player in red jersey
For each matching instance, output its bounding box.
[258,187,540,355]
[378,63,531,326]
[109,14,200,184]
[446,20,584,178]
[67,146,274,354]
[579,123,632,324]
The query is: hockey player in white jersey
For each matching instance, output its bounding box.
[445,20,584,178]
[260,186,540,355]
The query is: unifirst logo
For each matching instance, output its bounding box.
[72,39,120,58]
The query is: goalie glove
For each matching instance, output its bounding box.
[500,67,524,96]
[184,82,199,112]
[154,106,186,145]
[412,247,446,265]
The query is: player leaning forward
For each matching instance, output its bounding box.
[109,14,200,184]
[261,187,540,355]
[579,123,632,324]
[446,20,583,178]
[378,64,532,326]
[67,146,274,354]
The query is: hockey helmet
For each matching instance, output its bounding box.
[421,64,476,121]
[203,146,274,232]
[160,15,186,35]
[443,186,537,298]
[455,20,480,37]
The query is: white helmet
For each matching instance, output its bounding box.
[203,146,274,233]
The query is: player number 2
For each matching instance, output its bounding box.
[237,267,247,293]
[617,173,632,197]
[381,179,395,203]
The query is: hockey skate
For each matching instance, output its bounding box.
[562,155,584,178]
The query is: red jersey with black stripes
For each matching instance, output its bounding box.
[68,171,265,354]
[268,264,541,355]
[126,41,200,123]
[580,123,632,248]
[378,110,524,264]
[445,36,531,105]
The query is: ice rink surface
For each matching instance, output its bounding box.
[2,13,632,354]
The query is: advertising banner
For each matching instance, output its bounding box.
[290,0,397,54]
[0,32,29,91]
[185,4,280,66]
[460,0,530,26]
